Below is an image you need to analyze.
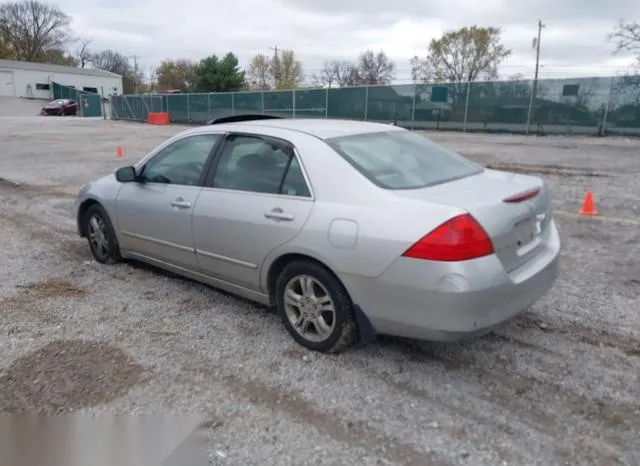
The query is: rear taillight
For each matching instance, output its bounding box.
[402,214,494,262]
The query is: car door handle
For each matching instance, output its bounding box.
[265,209,294,221]
[171,198,192,209]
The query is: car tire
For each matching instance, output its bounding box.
[85,203,122,265]
[275,260,358,354]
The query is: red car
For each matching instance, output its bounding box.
[40,99,78,116]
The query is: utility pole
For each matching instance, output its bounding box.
[525,20,545,134]
[269,46,281,88]
[129,55,140,94]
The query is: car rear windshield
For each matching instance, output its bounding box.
[325,130,483,190]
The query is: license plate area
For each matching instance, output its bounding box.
[513,215,540,256]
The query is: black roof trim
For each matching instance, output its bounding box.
[206,114,283,125]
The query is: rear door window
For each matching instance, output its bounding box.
[325,130,483,189]
[210,135,311,197]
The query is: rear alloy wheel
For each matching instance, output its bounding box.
[85,204,122,265]
[275,261,358,353]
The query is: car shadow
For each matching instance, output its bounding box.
[115,256,534,362]
[122,258,278,315]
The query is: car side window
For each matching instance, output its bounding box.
[212,135,311,197]
[141,134,220,186]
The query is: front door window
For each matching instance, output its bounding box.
[142,134,221,186]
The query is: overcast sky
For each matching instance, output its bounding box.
[59,0,639,83]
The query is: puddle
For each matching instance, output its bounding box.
[15,277,88,299]
[0,340,146,413]
[2,278,89,324]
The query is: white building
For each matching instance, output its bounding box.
[0,59,123,100]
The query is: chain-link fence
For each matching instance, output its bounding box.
[110,75,640,136]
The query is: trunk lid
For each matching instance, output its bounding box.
[395,168,553,272]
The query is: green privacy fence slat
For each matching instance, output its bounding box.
[234,92,262,114]
[263,90,294,117]
[81,94,102,117]
[51,82,103,118]
[109,75,640,136]
[295,89,326,118]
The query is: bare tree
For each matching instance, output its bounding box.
[608,19,640,66]
[336,62,360,87]
[91,49,142,93]
[312,60,359,87]
[91,49,131,75]
[311,60,336,87]
[0,0,72,62]
[74,37,92,68]
[356,50,395,84]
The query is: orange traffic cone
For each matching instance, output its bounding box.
[579,190,597,216]
[116,146,124,158]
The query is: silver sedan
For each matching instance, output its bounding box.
[74,117,561,353]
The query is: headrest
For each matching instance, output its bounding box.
[237,153,278,171]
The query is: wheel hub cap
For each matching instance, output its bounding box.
[282,275,336,343]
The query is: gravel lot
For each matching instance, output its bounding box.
[1,116,639,466]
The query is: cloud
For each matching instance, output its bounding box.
[55,0,640,83]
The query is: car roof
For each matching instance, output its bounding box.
[198,118,404,140]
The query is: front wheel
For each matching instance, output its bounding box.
[275,260,358,353]
[85,203,122,265]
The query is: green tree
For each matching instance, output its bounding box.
[271,49,303,89]
[0,36,12,58]
[192,52,245,92]
[155,58,197,91]
[0,0,72,62]
[246,53,272,89]
[37,48,76,66]
[410,26,511,84]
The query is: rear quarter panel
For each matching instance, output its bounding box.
[252,126,467,287]
[262,197,464,283]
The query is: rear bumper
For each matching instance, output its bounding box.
[343,219,561,342]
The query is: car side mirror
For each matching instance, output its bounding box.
[115,166,138,183]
